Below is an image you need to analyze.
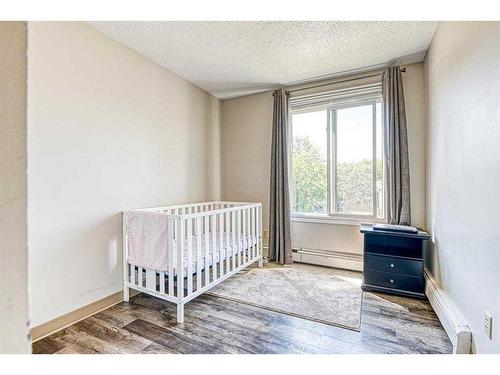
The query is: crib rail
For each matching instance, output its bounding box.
[122,201,263,323]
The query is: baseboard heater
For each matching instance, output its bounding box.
[424,267,472,354]
[292,247,363,272]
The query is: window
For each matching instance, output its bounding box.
[290,84,384,222]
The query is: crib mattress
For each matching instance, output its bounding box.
[142,233,258,276]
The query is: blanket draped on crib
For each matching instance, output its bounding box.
[125,210,170,271]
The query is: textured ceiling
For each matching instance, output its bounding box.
[89,21,438,99]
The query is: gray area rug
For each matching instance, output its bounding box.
[208,262,363,331]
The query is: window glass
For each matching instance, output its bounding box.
[376,102,384,218]
[290,89,384,220]
[335,104,373,215]
[291,110,328,215]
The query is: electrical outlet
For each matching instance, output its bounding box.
[484,311,493,339]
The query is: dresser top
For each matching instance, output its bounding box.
[360,224,430,239]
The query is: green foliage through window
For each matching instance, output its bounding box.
[292,136,383,215]
[292,136,327,214]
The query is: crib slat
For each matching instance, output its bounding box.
[187,219,193,295]
[248,208,255,259]
[231,210,236,271]
[177,219,185,298]
[168,218,174,296]
[247,207,251,261]
[257,205,262,259]
[219,213,224,277]
[249,208,253,260]
[244,208,248,262]
[204,215,210,287]
[247,208,252,261]
[248,208,252,262]
[256,207,259,258]
[211,214,217,281]
[237,209,242,267]
[252,207,256,260]
[249,208,252,261]
[242,208,247,263]
[250,208,254,260]
[225,211,230,273]
[254,206,258,259]
[196,217,202,291]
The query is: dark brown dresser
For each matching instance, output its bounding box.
[360,224,430,299]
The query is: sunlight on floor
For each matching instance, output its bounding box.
[335,275,362,286]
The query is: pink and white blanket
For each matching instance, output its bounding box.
[125,210,170,271]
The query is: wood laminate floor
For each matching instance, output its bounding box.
[33,288,453,354]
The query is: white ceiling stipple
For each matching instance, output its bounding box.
[88,21,438,99]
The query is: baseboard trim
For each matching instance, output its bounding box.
[293,247,363,271]
[424,267,472,354]
[263,244,362,271]
[30,289,138,342]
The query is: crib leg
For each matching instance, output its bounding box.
[258,257,263,268]
[177,303,185,323]
[123,285,130,302]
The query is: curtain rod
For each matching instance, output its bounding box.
[287,66,406,94]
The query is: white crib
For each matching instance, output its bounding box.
[122,201,263,323]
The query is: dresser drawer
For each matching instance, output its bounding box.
[365,254,422,277]
[364,270,424,293]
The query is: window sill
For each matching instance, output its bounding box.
[291,215,385,226]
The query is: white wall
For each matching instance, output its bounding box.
[0,21,30,354]
[28,22,220,327]
[425,21,500,353]
[221,63,426,257]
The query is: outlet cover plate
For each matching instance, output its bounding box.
[484,311,493,339]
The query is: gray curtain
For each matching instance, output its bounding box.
[382,66,411,225]
[269,89,293,264]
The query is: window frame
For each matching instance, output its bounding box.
[289,95,385,225]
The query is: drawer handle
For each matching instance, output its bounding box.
[390,279,394,283]
[390,263,395,268]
